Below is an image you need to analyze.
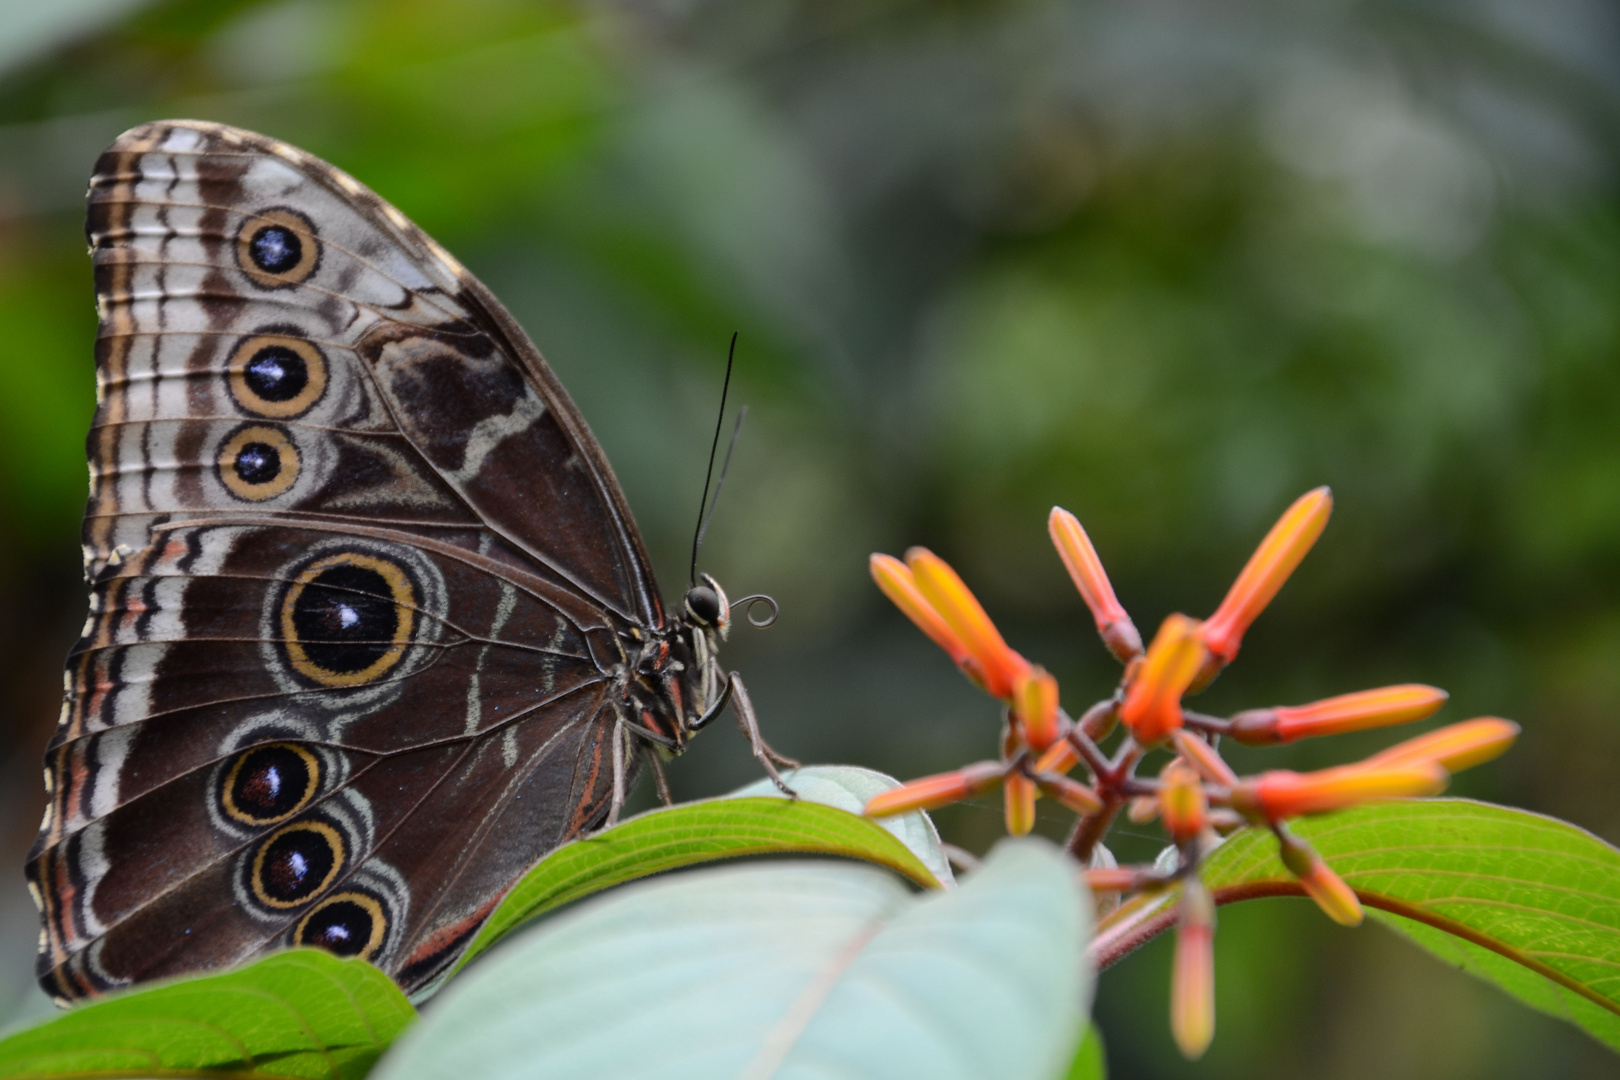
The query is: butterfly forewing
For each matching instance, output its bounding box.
[81,121,657,620]
[31,121,672,1001]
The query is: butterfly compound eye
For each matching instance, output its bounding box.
[685,585,722,626]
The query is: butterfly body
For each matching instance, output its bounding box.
[28,121,783,1004]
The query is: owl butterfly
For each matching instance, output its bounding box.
[28,120,795,1005]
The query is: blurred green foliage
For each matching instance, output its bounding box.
[0,0,1617,1074]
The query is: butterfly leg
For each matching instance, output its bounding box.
[606,715,630,827]
[645,745,674,806]
[727,673,800,796]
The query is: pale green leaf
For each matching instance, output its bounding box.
[727,764,956,885]
[380,840,1090,1080]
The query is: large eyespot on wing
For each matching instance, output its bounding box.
[217,424,302,501]
[295,890,389,961]
[219,743,321,827]
[278,551,418,688]
[234,207,321,289]
[248,818,346,909]
[226,332,329,418]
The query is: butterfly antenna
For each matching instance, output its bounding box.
[696,405,747,562]
[690,332,738,585]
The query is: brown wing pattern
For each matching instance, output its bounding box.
[29,121,659,1001]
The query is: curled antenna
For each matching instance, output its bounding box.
[690,332,738,586]
[733,594,780,628]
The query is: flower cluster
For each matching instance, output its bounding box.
[864,488,1519,1060]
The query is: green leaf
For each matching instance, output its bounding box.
[377,840,1090,1080]
[0,950,413,1079]
[1060,1025,1106,1080]
[451,771,944,977]
[726,764,956,885]
[1199,799,1620,1053]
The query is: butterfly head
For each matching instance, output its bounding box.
[668,575,779,740]
[682,573,731,640]
[647,573,731,746]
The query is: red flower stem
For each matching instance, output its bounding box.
[1180,710,1232,735]
[1065,793,1125,862]
[1062,713,1113,778]
[1064,739,1146,861]
[1105,736,1146,783]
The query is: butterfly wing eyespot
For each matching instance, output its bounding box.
[227,333,328,418]
[295,891,388,960]
[248,819,346,909]
[279,552,418,688]
[234,207,321,289]
[220,743,320,826]
[217,424,301,501]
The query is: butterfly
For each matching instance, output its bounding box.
[26,120,795,1005]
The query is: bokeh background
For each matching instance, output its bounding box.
[1,0,1618,1074]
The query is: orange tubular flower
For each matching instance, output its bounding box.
[1119,614,1206,744]
[1014,666,1061,752]
[1032,771,1103,815]
[1200,487,1333,670]
[1365,717,1521,773]
[1159,761,1208,843]
[864,761,1006,817]
[1034,736,1081,776]
[1172,879,1217,1060]
[906,547,1031,699]
[1278,832,1363,927]
[869,554,981,683]
[1128,794,1160,823]
[1049,507,1143,663]
[1084,867,1143,894]
[1170,730,1239,787]
[1004,773,1037,836]
[1230,762,1447,821]
[1229,684,1449,744]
